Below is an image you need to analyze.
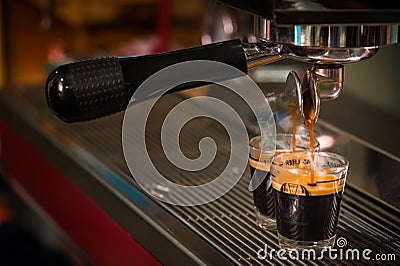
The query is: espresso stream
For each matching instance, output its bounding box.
[275,73,336,241]
[300,69,318,185]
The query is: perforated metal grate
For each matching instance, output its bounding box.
[54,92,399,265]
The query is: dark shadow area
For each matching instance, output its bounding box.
[0,177,86,266]
[320,91,400,158]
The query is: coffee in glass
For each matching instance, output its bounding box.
[270,151,349,250]
[248,134,320,230]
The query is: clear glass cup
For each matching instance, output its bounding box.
[270,151,349,250]
[248,134,320,230]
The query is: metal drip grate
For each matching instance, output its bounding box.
[46,91,399,265]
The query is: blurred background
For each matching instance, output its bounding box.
[0,0,399,265]
[0,0,254,89]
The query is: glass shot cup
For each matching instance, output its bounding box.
[270,151,349,250]
[248,134,320,230]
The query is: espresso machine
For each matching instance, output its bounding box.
[7,0,394,264]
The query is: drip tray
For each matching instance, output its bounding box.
[52,90,399,265]
[5,87,399,265]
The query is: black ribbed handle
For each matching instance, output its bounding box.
[45,39,247,123]
[46,57,126,123]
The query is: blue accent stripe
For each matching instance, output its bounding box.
[295,25,301,45]
[76,147,152,207]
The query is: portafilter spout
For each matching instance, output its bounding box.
[284,64,344,127]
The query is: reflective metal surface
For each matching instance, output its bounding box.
[218,1,400,24]
[255,17,399,48]
[243,41,378,66]
[224,1,400,65]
